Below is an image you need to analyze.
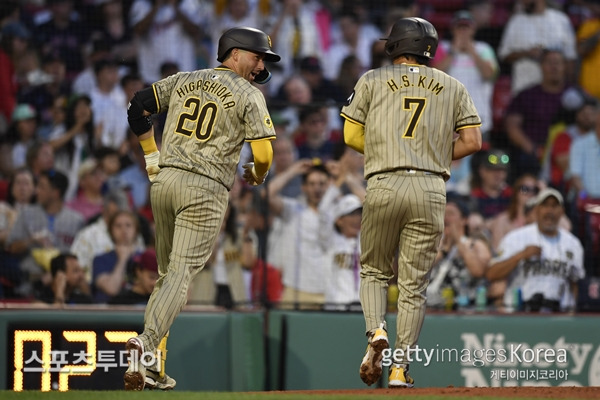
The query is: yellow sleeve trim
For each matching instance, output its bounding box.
[151,84,160,114]
[250,139,273,177]
[456,123,482,131]
[340,112,365,127]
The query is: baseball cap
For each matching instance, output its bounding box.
[334,194,363,221]
[132,249,158,274]
[299,56,322,73]
[452,10,474,26]
[534,188,564,206]
[11,104,36,122]
[483,149,510,170]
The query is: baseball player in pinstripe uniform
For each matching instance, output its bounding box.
[123,26,280,391]
[340,17,482,388]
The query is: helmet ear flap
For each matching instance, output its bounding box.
[254,68,272,84]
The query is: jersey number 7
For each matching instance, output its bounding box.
[402,97,426,139]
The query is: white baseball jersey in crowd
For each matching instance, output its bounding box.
[493,223,585,309]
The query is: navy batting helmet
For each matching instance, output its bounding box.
[381,17,438,60]
[217,27,281,63]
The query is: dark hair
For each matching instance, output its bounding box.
[65,95,95,158]
[50,253,77,277]
[120,73,143,89]
[41,169,69,199]
[301,163,330,183]
[298,105,324,124]
[224,203,238,243]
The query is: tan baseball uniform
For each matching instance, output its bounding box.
[341,63,480,363]
[140,67,276,353]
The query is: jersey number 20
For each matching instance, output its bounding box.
[402,97,426,139]
[175,98,218,141]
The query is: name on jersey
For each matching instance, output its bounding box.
[386,75,444,95]
[522,258,571,278]
[176,80,235,109]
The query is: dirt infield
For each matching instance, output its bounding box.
[281,386,600,398]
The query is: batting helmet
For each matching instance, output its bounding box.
[217,27,281,63]
[381,17,438,60]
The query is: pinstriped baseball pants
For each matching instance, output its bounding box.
[359,170,445,363]
[139,167,229,353]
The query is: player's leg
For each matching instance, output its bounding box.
[142,173,228,348]
[391,175,445,387]
[358,173,404,385]
[125,168,177,391]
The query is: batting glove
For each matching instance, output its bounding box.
[242,162,268,186]
[144,151,160,182]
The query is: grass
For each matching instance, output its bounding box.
[0,391,593,400]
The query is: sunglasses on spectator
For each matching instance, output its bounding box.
[519,185,539,195]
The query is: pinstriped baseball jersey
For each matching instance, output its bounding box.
[151,67,276,190]
[341,64,481,180]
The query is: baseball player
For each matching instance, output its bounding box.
[340,18,482,387]
[123,27,280,391]
[486,188,585,312]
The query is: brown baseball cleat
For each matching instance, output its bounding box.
[124,337,146,391]
[359,323,389,385]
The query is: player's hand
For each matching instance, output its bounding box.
[144,151,160,182]
[242,162,268,186]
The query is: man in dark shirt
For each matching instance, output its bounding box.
[37,253,93,305]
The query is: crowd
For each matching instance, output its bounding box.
[0,0,599,313]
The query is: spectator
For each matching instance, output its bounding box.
[322,194,363,309]
[208,0,268,68]
[293,105,342,162]
[33,0,90,83]
[504,49,571,176]
[7,104,38,170]
[90,58,129,152]
[498,0,577,95]
[66,158,106,222]
[577,0,600,99]
[189,203,250,309]
[267,0,323,77]
[0,21,30,128]
[324,11,380,81]
[334,54,361,99]
[129,0,205,84]
[25,142,55,183]
[18,54,70,128]
[487,173,541,253]
[433,10,498,141]
[49,95,97,200]
[0,168,35,297]
[92,0,137,70]
[36,252,92,305]
[71,189,142,283]
[92,210,143,303]
[273,74,313,133]
[426,195,491,309]
[470,149,513,220]
[326,141,366,200]
[270,136,303,198]
[546,89,597,192]
[267,162,335,308]
[486,188,585,312]
[298,55,346,106]
[5,169,84,297]
[118,132,150,211]
[71,39,113,96]
[109,248,159,305]
[468,0,503,51]
[569,102,600,200]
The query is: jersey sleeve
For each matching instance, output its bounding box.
[340,73,370,126]
[454,83,482,131]
[243,90,276,142]
[151,72,183,113]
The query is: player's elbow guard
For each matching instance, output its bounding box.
[127,87,158,136]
